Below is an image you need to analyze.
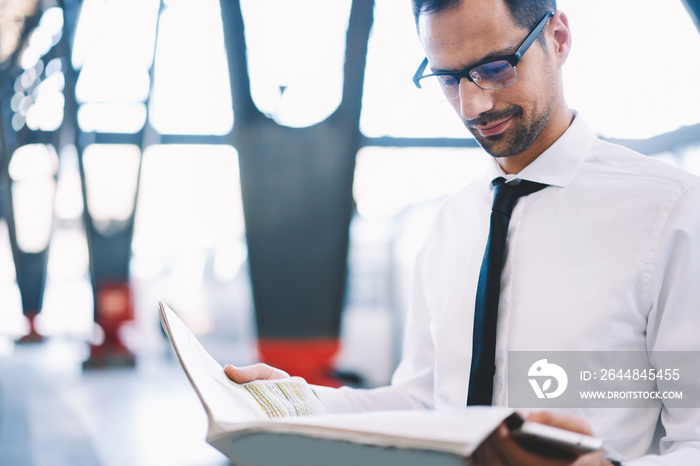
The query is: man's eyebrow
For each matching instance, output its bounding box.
[430,46,515,73]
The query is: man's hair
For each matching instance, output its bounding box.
[412,0,557,39]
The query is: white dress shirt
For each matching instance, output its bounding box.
[315,115,700,464]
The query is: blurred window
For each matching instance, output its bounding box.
[72,0,160,132]
[150,0,233,135]
[240,0,351,128]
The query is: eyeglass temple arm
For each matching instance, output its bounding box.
[512,10,555,62]
[412,58,429,88]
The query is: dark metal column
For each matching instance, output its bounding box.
[0,7,54,343]
[682,0,700,31]
[220,0,374,385]
[58,0,161,368]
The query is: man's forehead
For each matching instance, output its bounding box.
[417,0,521,69]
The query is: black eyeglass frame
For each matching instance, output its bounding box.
[412,10,555,93]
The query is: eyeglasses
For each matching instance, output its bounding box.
[412,10,555,101]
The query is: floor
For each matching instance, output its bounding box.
[0,337,235,466]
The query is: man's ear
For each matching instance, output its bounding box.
[549,11,572,68]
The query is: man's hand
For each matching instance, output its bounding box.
[474,411,613,466]
[223,363,290,384]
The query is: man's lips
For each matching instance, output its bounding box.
[473,116,513,137]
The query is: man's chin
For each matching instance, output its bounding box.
[473,133,514,158]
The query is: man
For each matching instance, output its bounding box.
[227,0,700,464]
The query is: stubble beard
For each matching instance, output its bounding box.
[466,95,555,159]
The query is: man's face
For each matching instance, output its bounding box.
[418,0,558,158]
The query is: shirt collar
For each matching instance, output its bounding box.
[486,112,596,188]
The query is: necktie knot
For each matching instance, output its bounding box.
[491,177,547,218]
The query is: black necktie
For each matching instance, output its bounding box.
[467,177,547,406]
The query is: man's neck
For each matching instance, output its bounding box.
[496,106,575,175]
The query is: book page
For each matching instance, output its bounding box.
[211,408,514,459]
[274,407,513,456]
[159,302,327,428]
[159,302,268,424]
[244,379,327,418]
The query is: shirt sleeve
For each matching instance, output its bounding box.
[311,247,437,414]
[626,179,700,465]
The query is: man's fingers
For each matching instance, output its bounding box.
[223,363,290,383]
[481,423,573,466]
[474,425,508,465]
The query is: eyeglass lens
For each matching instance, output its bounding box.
[420,60,518,101]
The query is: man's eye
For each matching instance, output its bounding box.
[479,60,512,77]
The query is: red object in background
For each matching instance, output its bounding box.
[17,311,44,343]
[257,338,342,387]
[83,282,136,369]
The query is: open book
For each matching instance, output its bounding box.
[159,301,601,466]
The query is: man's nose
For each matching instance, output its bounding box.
[457,78,495,121]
